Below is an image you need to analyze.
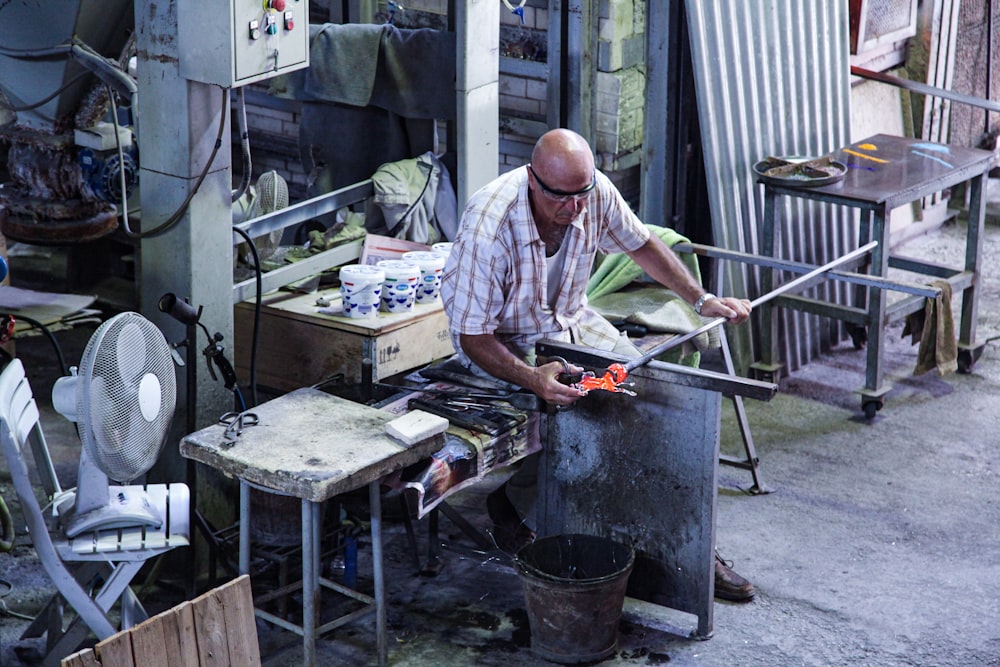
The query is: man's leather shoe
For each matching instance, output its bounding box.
[714,553,755,602]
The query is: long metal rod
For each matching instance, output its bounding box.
[623,241,879,372]
[851,65,1000,114]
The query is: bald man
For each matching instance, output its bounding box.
[440,129,755,601]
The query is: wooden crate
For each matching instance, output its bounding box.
[61,575,259,667]
[234,287,454,392]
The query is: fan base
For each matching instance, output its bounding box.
[61,485,163,538]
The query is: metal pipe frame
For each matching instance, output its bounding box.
[231,181,374,303]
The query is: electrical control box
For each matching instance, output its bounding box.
[177,0,309,87]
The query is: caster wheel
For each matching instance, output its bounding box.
[957,348,982,374]
[862,400,882,420]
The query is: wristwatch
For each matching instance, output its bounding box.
[693,292,716,315]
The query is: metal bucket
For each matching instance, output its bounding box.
[514,534,635,664]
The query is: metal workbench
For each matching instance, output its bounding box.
[535,340,777,639]
[754,134,993,417]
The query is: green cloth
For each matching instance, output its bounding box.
[585,225,708,368]
[586,225,698,299]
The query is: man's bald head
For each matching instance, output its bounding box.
[530,129,595,192]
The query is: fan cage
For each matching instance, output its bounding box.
[78,312,176,483]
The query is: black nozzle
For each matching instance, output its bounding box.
[158,292,202,326]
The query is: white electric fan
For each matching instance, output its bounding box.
[51,312,177,538]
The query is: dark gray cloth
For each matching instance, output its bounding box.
[370,26,457,119]
[303,23,384,106]
[299,103,436,200]
[273,23,455,119]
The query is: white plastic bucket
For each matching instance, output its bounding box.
[376,259,421,314]
[401,251,446,305]
[339,264,385,319]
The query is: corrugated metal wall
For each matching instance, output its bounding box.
[685,1,856,374]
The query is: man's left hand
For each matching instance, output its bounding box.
[701,296,752,325]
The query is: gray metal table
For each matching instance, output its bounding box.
[756,134,992,417]
[180,388,445,667]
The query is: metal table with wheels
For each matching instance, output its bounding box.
[754,134,992,418]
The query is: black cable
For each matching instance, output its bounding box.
[0,494,13,553]
[11,315,68,376]
[120,85,229,239]
[0,70,90,112]
[232,87,252,204]
[231,226,262,409]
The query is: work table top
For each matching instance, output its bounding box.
[180,388,446,502]
[764,133,994,208]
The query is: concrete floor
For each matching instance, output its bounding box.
[2,218,1000,666]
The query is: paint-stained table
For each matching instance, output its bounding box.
[180,388,446,667]
[754,134,993,417]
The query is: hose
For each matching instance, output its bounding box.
[0,494,13,553]
[232,87,253,203]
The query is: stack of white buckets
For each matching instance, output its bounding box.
[339,242,453,319]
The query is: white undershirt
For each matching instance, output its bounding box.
[545,240,571,307]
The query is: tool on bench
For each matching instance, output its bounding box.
[406,394,528,436]
[376,382,542,412]
[561,241,879,394]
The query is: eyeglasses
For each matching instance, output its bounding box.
[528,164,596,202]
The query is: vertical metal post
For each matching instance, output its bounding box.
[302,498,317,666]
[960,172,986,346]
[753,188,781,378]
[563,0,595,141]
[863,207,890,397]
[239,482,250,575]
[370,480,387,667]
[547,0,563,130]
[641,0,680,224]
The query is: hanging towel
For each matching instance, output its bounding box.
[903,279,957,376]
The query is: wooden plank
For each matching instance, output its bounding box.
[60,651,101,667]
[127,612,172,667]
[160,602,200,666]
[193,584,232,666]
[93,630,135,667]
[219,575,261,667]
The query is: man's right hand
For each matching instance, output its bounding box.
[530,359,587,406]
[458,333,587,406]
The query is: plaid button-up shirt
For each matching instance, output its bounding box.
[440,166,650,366]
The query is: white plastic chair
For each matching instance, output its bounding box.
[0,358,190,666]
